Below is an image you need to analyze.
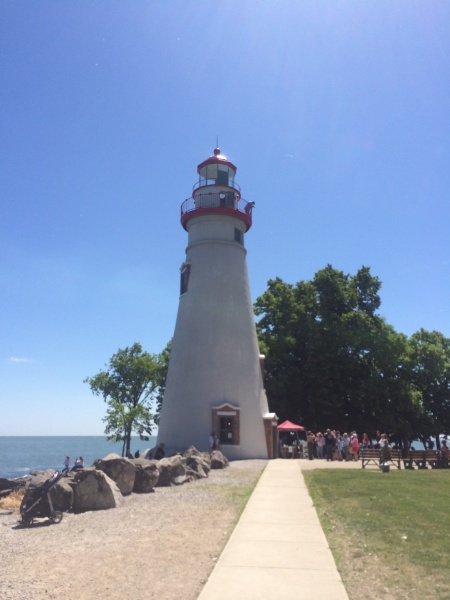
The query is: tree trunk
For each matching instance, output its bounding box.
[435,432,440,450]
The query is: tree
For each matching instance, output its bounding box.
[255,265,423,441]
[407,329,450,447]
[153,339,172,425]
[84,342,163,456]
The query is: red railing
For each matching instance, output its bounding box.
[180,193,254,231]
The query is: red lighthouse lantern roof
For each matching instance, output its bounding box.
[197,147,237,174]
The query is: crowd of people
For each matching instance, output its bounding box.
[279,429,391,461]
[280,429,450,463]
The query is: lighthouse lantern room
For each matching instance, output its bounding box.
[157,148,277,459]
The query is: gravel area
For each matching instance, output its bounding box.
[0,460,267,600]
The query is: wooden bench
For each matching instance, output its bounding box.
[361,448,402,470]
[403,450,428,469]
[403,450,449,469]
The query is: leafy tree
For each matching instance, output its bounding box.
[407,329,450,447]
[84,342,162,456]
[255,265,422,441]
[153,339,172,425]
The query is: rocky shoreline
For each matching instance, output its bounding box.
[0,458,267,600]
[2,446,230,522]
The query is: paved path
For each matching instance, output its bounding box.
[198,459,349,600]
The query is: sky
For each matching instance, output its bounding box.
[1,1,449,436]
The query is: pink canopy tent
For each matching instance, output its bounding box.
[277,420,305,431]
[277,420,306,458]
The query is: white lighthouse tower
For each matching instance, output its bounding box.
[157,148,277,459]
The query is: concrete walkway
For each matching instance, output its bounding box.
[198,459,349,600]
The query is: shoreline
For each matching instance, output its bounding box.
[0,459,267,600]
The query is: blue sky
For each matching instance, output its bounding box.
[1,1,449,435]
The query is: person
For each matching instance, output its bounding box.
[379,434,391,465]
[324,429,335,461]
[126,449,133,459]
[439,440,449,464]
[209,431,219,451]
[350,433,360,461]
[362,433,370,449]
[73,456,84,470]
[244,201,255,215]
[315,433,324,459]
[307,431,315,460]
[154,443,165,460]
[374,431,381,450]
[342,433,350,461]
[63,456,70,473]
[336,434,343,461]
[134,449,140,458]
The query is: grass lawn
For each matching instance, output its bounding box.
[303,469,450,600]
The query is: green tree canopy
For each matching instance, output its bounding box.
[84,342,163,456]
[255,265,428,443]
[407,329,450,446]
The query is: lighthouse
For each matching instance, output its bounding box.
[157,148,277,459]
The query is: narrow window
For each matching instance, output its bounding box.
[180,263,190,295]
[234,228,243,244]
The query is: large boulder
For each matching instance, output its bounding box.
[50,476,75,511]
[72,468,123,512]
[27,469,56,487]
[155,456,188,487]
[210,450,229,469]
[94,454,135,496]
[182,446,211,480]
[132,459,159,493]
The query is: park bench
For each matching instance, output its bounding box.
[403,450,430,469]
[361,448,402,470]
[402,450,449,470]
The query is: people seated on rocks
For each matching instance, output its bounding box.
[73,456,84,470]
[154,443,165,460]
[126,449,133,459]
[134,449,140,458]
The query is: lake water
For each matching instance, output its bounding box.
[0,436,157,479]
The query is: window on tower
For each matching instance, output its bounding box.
[234,228,243,244]
[180,263,191,295]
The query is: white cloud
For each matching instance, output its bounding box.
[9,357,36,364]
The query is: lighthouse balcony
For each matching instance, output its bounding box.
[180,193,254,231]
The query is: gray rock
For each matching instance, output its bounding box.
[182,448,211,479]
[132,459,159,493]
[27,469,56,487]
[210,450,229,469]
[72,468,123,512]
[50,476,75,511]
[155,456,186,487]
[94,454,136,496]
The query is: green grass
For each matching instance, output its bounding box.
[303,469,450,599]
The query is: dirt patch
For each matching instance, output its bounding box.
[0,460,266,600]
